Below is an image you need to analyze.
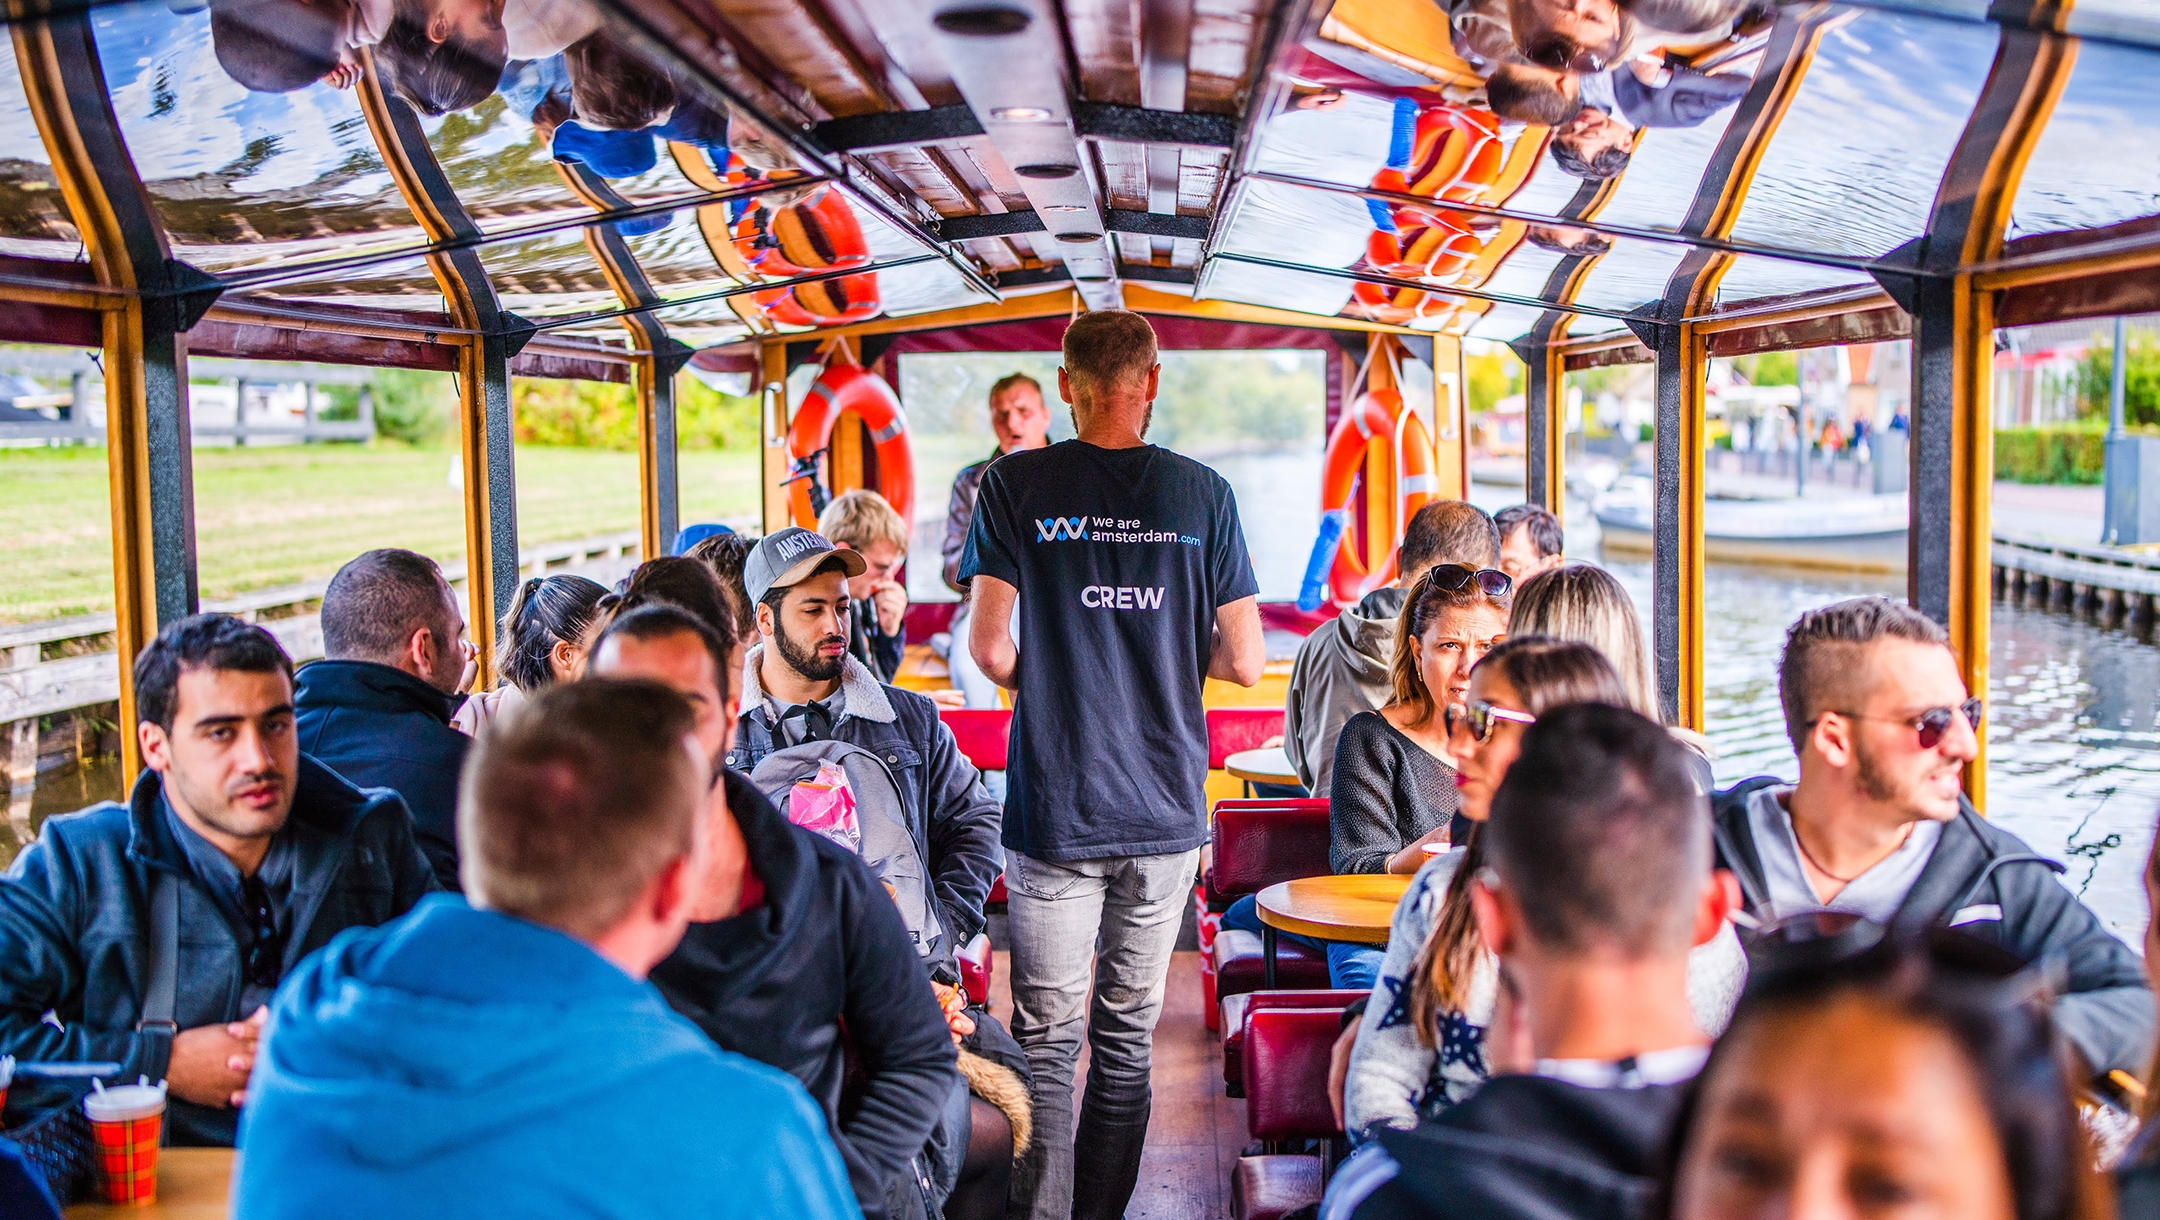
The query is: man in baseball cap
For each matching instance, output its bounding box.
[741,527,868,610]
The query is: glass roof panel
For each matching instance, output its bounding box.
[2010,39,2160,240]
[247,253,446,312]
[479,228,621,318]
[421,89,585,230]
[1714,253,1874,308]
[88,0,426,277]
[1586,116,1726,237]
[2065,2,2160,49]
[0,38,83,261]
[1464,300,1545,341]
[1728,8,1997,259]
[1569,239,1687,314]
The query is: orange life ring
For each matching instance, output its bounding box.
[786,363,916,528]
[756,272,883,327]
[1319,388,1438,604]
[732,184,875,279]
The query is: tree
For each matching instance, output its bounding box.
[1465,345,1522,413]
[1728,352,1798,386]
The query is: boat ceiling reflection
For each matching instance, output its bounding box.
[0,0,2155,362]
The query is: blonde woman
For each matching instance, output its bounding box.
[1508,562,1714,786]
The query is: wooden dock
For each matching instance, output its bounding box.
[1993,529,2160,624]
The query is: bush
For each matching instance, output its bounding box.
[2075,332,2160,426]
[369,369,454,446]
[1995,423,2111,484]
[511,374,760,451]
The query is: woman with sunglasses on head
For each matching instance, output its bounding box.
[1509,562,1715,789]
[1665,923,2110,1220]
[452,572,608,736]
[1340,636,1746,1142]
[1330,562,1513,879]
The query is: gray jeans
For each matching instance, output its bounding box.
[1004,847,1200,1220]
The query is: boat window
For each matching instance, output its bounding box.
[2010,40,2160,240]
[1726,9,1997,263]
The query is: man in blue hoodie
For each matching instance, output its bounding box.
[295,548,474,889]
[236,678,860,1219]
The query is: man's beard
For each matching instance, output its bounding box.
[1852,734,1911,806]
[777,622,845,682]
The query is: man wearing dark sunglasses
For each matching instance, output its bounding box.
[1711,597,2152,1085]
[0,615,437,1147]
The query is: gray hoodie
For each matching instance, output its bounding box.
[1285,586,1406,795]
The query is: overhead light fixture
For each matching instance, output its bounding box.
[990,106,1054,122]
[934,6,1030,35]
[1015,163,1080,180]
[1074,273,1113,282]
[1056,231,1104,244]
[1041,203,1086,213]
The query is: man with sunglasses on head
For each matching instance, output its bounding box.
[0,614,437,1146]
[1713,597,2152,1084]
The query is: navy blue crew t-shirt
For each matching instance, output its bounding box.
[958,440,1259,862]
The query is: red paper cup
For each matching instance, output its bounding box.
[84,1083,166,1206]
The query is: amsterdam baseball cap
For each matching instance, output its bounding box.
[742,528,867,606]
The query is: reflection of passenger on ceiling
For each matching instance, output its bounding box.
[208,0,506,114]
[499,52,727,190]
[1523,224,1613,257]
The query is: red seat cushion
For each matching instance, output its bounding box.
[1231,1155,1324,1220]
[1207,707,1288,770]
[1212,928,1331,1003]
[956,932,993,1007]
[1222,989,1367,1097]
[1207,800,1332,902]
[940,709,1011,772]
[1244,1008,1349,1142]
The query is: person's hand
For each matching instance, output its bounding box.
[165,1007,267,1108]
[931,982,975,1046]
[871,579,908,637]
[1262,734,1285,748]
[929,689,967,709]
[319,56,362,89]
[1328,1019,1361,1131]
[1387,824,1453,874]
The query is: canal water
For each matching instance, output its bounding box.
[1598,549,2160,947]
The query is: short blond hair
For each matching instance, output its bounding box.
[818,488,909,552]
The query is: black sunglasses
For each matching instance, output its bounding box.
[1428,564,1513,598]
[1815,696,1983,750]
[1444,698,1537,744]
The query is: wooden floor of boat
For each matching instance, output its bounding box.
[986,950,1251,1219]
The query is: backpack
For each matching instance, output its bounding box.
[748,740,951,972]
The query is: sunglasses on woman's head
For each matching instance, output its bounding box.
[1428,564,1513,598]
[1814,696,1983,750]
[1445,698,1537,744]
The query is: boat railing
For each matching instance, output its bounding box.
[0,530,644,727]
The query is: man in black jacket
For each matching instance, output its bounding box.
[725,528,1004,952]
[294,548,472,889]
[1711,597,2152,1082]
[1324,705,1737,1220]
[0,614,437,1145]
[586,602,956,1220]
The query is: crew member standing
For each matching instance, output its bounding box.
[943,373,1053,709]
[960,310,1265,1220]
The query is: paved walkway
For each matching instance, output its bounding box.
[1993,481,2104,542]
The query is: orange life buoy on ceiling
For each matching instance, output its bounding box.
[1319,388,1438,605]
[786,362,916,529]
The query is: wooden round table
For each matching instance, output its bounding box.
[1223,746,1299,788]
[1253,873,1411,986]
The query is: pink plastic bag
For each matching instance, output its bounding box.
[789,761,861,853]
